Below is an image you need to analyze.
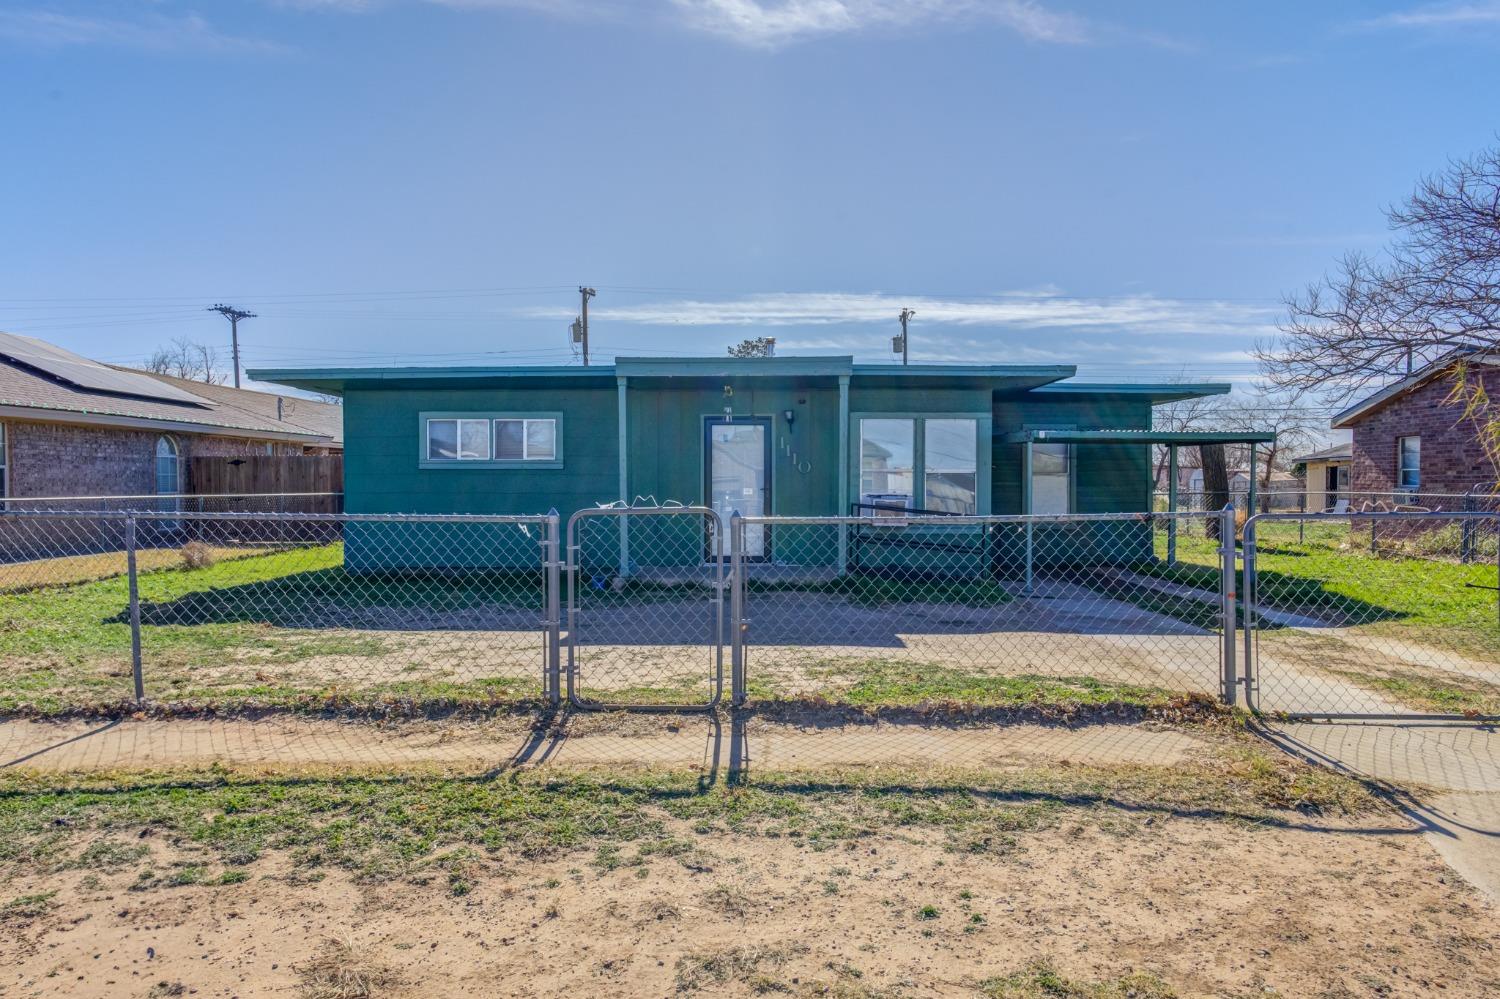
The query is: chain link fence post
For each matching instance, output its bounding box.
[730,512,746,707]
[1220,504,1238,706]
[544,510,562,707]
[124,514,145,704]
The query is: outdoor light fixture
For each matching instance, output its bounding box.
[783,408,795,428]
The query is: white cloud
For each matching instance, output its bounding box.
[0,9,288,53]
[667,0,1090,48]
[1361,2,1500,29]
[524,290,1280,337]
[265,0,1097,48]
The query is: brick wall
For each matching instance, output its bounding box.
[1349,366,1500,496]
[2,419,304,498]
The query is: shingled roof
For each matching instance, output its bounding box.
[0,332,341,446]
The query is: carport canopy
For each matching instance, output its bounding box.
[997,428,1278,515]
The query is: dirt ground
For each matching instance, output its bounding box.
[2,805,1496,999]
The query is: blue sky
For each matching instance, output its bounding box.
[2,1,1498,409]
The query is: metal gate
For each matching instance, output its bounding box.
[565,505,727,710]
[1243,511,1500,721]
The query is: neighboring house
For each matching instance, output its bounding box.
[254,356,1261,569]
[1331,354,1500,499]
[1292,442,1352,511]
[0,331,342,501]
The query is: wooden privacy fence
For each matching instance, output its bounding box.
[187,455,343,513]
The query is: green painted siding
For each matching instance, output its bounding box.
[990,393,1153,515]
[339,379,1163,572]
[626,378,840,515]
[343,385,618,518]
[342,384,617,570]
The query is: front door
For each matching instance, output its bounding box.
[706,419,769,558]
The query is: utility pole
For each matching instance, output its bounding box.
[207,304,256,388]
[893,308,915,365]
[579,286,595,366]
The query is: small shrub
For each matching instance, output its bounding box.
[180,542,218,570]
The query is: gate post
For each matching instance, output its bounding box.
[730,513,746,707]
[544,511,562,707]
[1219,505,1237,706]
[125,514,145,704]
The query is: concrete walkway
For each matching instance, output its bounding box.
[1263,721,1500,904]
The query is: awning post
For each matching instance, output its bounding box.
[1022,438,1034,595]
[1247,442,1258,515]
[1167,444,1178,565]
[617,375,630,577]
[837,374,850,575]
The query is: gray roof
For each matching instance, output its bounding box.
[1292,442,1352,463]
[0,332,341,445]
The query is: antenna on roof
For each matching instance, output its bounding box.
[207,304,256,388]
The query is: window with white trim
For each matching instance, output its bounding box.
[1030,442,1072,515]
[859,419,915,509]
[923,419,977,515]
[422,414,562,466]
[426,418,491,461]
[857,416,980,513]
[0,423,7,499]
[1397,435,1420,491]
[154,435,179,495]
[494,418,556,461]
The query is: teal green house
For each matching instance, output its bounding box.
[253,356,1248,572]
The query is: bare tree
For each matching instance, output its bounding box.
[1150,375,1228,488]
[727,336,776,358]
[146,338,226,385]
[1217,387,1323,510]
[1258,144,1500,476]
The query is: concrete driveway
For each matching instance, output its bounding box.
[1262,721,1500,904]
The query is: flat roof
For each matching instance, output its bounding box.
[1030,382,1233,404]
[250,357,1082,395]
[249,357,1235,407]
[999,429,1276,445]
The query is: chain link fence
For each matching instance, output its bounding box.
[1243,511,1500,720]
[0,510,553,711]
[0,505,1495,721]
[728,511,1230,708]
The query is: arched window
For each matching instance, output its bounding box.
[154,436,179,496]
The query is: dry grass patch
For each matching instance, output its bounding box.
[675,942,809,992]
[296,936,402,999]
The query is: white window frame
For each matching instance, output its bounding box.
[154,435,180,495]
[419,412,564,469]
[493,418,558,462]
[922,418,980,516]
[1028,441,1073,516]
[851,413,989,514]
[1397,435,1420,491]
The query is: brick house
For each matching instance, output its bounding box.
[1331,354,1499,499]
[0,331,341,501]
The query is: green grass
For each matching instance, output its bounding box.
[1327,668,1500,716]
[0,543,546,713]
[1151,531,1500,661]
[2,890,58,920]
[815,661,1179,710]
[981,961,1176,998]
[0,749,1377,889]
[1140,527,1500,714]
